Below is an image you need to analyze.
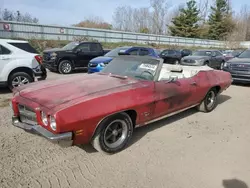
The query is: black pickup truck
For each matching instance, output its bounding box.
[42,41,110,74]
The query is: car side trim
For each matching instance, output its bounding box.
[135,103,199,128]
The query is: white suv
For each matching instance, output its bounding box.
[0,39,47,90]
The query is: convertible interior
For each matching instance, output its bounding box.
[158,64,213,81]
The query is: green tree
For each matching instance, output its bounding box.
[168,0,200,38]
[207,0,235,40]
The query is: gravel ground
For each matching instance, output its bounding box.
[0,71,250,188]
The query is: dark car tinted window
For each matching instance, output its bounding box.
[128,49,139,55]
[168,50,176,55]
[0,45,11,55]
[77,43,91,52]
[90,43,103,52]
[193,51,212,56]
[8,42,38,54]
[139,49,150,56]
[161,50,175,56]
[215,51,222,56]
[238,50,250,58]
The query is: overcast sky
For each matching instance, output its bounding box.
[2,0,249,26]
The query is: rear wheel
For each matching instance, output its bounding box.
[197,88,218,113]
[58,60,73,74]
[8,72,34,90]
[91,112,134,154]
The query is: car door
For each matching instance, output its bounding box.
[160,50,175,63]
[214,51,224,68]
[75,43,102,68]
[139,48,150,56]
[209,51,219,68]
[0,44,12,80]
[153,75,194,119]
[74,43,91,67]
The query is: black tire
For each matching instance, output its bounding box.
[91,112,134,154]
[58,60,73,74]
[196,88,218,113]
[8,72,34,90]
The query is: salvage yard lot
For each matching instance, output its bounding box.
[0,71,250,188]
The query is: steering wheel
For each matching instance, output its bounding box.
[135,70,154,80]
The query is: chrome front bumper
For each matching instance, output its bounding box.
[12,116,73,147]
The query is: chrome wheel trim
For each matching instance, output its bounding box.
[12,76,30,88]
[103,119,128,149]
[206,91,216,109]
[61,62,72,73]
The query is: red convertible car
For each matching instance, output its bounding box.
[10,56,232,154]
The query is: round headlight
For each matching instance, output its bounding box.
[41,111,48,126]
[50,116,57,131]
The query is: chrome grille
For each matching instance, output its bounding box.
[183,59,195,63]
[18,104,37,125]
[230,64,250,72]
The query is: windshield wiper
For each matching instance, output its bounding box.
[109,73,128,79]
[98,72,128,79]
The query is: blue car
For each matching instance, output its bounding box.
[88,46,160,73]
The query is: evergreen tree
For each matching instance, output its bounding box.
[207,0,234,40]
[168,0,200,38]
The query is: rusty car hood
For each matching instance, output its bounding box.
[17,74,139,109]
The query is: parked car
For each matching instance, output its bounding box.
[11,56,232,154]
[0,39,47,90]
[88,46,159,73]
[180,49,226,69]
[42,41,108,74]
[223,49,250,83]
[159,49,192,64]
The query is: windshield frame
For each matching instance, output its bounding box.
[62,42,80,50]
[237,49,250,58]
[104,47,130,57]
[100,56,163,82]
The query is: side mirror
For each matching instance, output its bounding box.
[168,75,178,83]
[76,48,83,53]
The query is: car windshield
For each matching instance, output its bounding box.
[232,50,242,56]
[62,42,79,50]
[192,51,212,56]
[104,47,130,57]
[101,57,160,81]
[235,50,250,58]
[238,50,250,58]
